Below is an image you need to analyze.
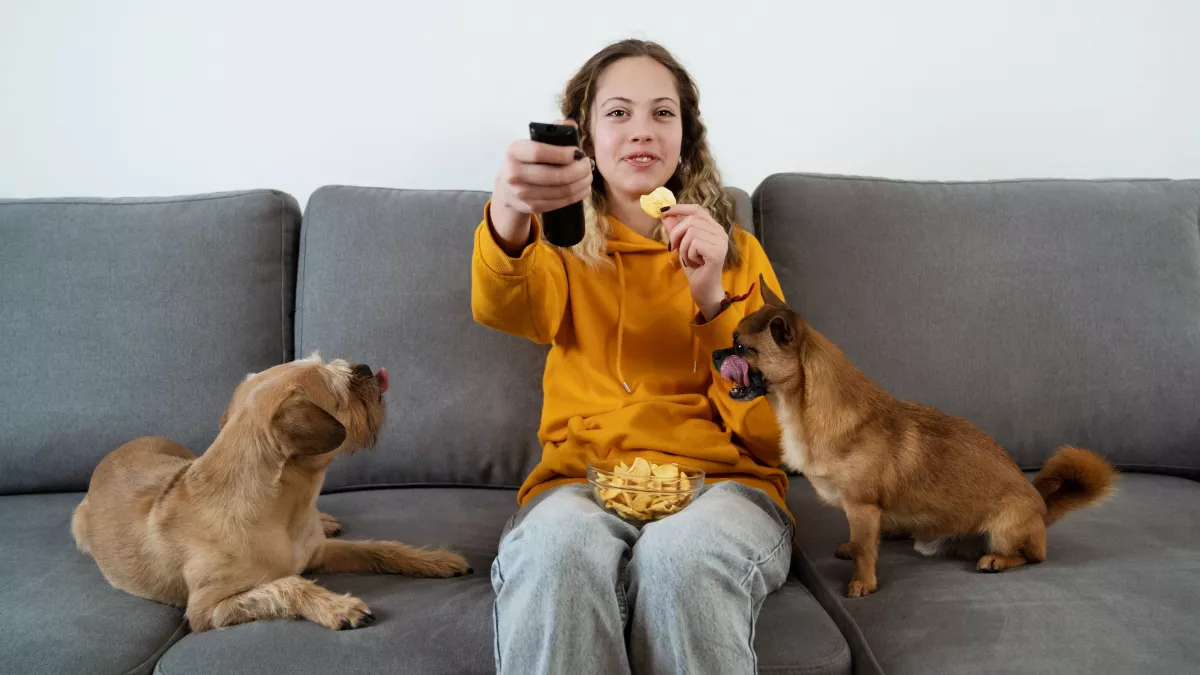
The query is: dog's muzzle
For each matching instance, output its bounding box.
[352,364,389,395]
[712,348,767,402]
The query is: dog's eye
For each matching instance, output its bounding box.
[735,343,745,355]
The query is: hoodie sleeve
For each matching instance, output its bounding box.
[692,229,785,467]
[470,202,569,345]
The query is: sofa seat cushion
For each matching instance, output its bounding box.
[156,486,850,675]
[787,473,1200,675]
[0,493,187,675]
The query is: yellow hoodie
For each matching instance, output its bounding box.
[470,204,790,513]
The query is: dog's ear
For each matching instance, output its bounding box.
[272,394,346,456]
[758,274,788,309]
[769,314,794,346]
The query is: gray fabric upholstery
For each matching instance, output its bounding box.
[729,185,755,235]
[786,473,1200,675]
[155,487,849,675]
[296,187,546,490]
[754,174,1200,476]
[0,191,302,494]
[297,186,756,491]
[0,493,187,675]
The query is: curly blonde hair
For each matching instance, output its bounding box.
[556,39,741,269]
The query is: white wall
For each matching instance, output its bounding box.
[2,0,1197,205]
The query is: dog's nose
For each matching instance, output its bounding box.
[352,364,373,379]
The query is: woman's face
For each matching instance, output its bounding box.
[589,56,683,203]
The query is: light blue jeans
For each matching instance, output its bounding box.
[491,481,793,675]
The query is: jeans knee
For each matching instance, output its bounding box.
[502,508,628,586]
[630,520,722,592]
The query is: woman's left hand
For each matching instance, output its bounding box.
[662,204,728,321]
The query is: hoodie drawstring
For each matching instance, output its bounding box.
[692,309,700,374]
[614,252,631,393]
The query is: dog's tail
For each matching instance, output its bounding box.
[1032,446,1119,526]
[70,496,92,554]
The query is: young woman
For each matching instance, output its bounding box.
[472,39,793,675]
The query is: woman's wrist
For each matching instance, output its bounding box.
[487,200,533,257]
[695,285,727,322]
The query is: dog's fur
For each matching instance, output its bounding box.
[714,277,1118,598]
[71,353,470,632]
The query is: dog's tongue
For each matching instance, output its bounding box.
[377,368,389,394]
[720,355,751,388]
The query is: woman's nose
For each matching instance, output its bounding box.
[628,122,654,143]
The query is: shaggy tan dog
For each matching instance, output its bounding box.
[71,353,470,632]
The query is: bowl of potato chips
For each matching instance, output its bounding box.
[587,457,705,526]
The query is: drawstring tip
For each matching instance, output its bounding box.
[692,361,697,373]
[621,381,631,393]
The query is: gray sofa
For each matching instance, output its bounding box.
[1,174,1196,675]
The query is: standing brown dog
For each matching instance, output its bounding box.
[713,276,1117,598]
[71,353,470,632]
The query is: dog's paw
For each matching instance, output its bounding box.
[371,542,474,578]
[976,554,1020,573]
[846,579,878,598]
[319,512,342,538]
[835,543,854,560]
[414,549,473,579]
[977,555,1004,573]
[311,593,374,631]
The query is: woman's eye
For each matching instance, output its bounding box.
[606,109,627,117]
[656,109,676,117]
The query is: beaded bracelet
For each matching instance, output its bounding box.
[719,282,758,313]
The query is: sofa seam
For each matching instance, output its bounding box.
[302,184,492,204]
[319,481,524,494]
[788,540,886,675]
[278,192,288,363]
[124,619,188,675]
[753,173,778,250]
[6,468,1195,499]
[0,190,285,208]
[752,180,765,249]
[757,171,1197,187]
[296,195,312,355]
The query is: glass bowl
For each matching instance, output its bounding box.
[587,457,705,526]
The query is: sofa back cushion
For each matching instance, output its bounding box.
[754,174,1200,477]
[0,191,301,494]
[298,185,753,490]
[296,187,542,490]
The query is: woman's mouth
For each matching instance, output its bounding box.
[623,153,658,168]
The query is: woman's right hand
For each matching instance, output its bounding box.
[489,121,593,255]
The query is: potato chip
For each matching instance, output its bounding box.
[639,187,677,219]
[593,458,698,523]
[652,463,679,478]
